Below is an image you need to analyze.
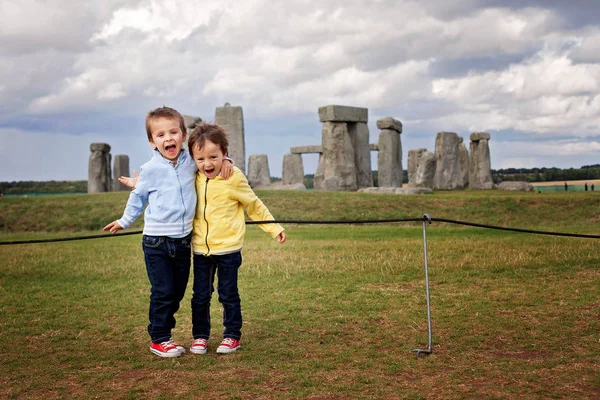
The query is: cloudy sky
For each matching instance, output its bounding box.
[1,0,599,181]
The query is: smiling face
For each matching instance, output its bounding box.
[192,139,225,179]
[148,117,186,162]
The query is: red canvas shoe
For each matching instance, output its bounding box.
[168,338,185,353]
[190,338,208,354]
[149,340,181,358]
[216,338,240,354]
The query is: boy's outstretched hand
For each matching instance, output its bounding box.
[277,231,287,244]
[119,170,139,189]
[103,221,123,234]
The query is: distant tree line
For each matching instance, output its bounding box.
[0,180,87,195]
[492,164,600,183]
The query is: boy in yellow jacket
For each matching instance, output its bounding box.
[187,122,286,354]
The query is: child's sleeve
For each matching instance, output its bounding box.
[234,174,284,238]
[116,167,151,229]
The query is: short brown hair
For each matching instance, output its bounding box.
[145,106,186,141]
[188,122,229,157]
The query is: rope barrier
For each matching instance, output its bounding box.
[1,216,598,246]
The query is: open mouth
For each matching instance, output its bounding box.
[204,167,215,175]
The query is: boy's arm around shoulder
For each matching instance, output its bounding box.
[231,170,285,241]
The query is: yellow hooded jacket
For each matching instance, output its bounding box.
[192,167,284,255]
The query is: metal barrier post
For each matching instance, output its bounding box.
[413,213,433,357]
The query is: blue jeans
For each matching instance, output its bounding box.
[191,251,243,340]
[142,234,191,343]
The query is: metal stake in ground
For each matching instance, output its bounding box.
[413,213,433,357]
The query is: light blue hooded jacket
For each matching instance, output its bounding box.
[117,149,197,237]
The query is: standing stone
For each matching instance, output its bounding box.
[215,103,245,174]
[183,115,202,132]
[282,154,304,185]
[413,151,436,188]
[247,154,271,187]
[320,122,357,191]
[407,148,427,187]
[88,143,112,193]
[376,117,403,188]
[314,154,325,190]
[458,137,469,189]
[433,132,461,190]
[350,122,373,188]
[469,132,493,189]
[112,155,130,191]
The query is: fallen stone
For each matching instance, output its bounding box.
[497,181,533,191]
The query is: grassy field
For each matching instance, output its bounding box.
[0,190,599,399]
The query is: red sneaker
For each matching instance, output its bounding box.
[149,340,181,358]
[216,338,240,354]
[168,338,185,353]
[190,338,208,354]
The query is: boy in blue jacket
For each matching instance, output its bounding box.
[103,106,232,357]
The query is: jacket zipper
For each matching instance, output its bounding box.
[175,165,186,234]
[203,177,210,255]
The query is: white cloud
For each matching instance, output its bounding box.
[97,83,126,100]
[492,139,600,169]
[1,0,600,180]
[430,49,600,135]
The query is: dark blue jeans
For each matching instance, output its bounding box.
[191,251,243,340]
[142,234,191,343]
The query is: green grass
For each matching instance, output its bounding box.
[0,190,599,399]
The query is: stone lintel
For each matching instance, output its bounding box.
[369,143,380,151]
[290,145,323,154]
[318,105,368,123]
[376,117,402,133]
[90,143,111,152]
[470,132,491,141]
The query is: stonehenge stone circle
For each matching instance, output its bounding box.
[433,132,462,190]
[88,143,112,193]
[377,117,403,187]
[112,155,130,191]
[282,154,304,185]
[215,103,246,173]
[469,132,494,189]
[247,154,271,188]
